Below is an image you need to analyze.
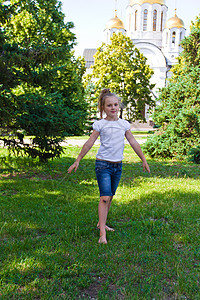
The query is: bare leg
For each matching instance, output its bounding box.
[97,196,115,231]
[98,196,112,244]
[107,196,113,213]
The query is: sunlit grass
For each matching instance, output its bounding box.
[0,145,199,299]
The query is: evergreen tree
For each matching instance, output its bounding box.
[0,0,87,161]
[143,15,200,159]
[85,33,155,122]
[83,81,98,135]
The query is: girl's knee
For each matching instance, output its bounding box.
[100,196,112,203]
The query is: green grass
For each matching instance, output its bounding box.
[0,145,199,299]
[131,131,155,135]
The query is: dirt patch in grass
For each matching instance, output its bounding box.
[79,276,125,299]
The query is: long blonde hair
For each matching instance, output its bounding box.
[98,89,120,119]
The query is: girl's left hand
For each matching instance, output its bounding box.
[68,161,79,173]
[143,161,150,173]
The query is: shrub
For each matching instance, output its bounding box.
[188,146,200,164]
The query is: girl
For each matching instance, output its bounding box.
[68,89,150,244]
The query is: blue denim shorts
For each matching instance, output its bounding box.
[95,160,122,197]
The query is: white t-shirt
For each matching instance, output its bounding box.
[92,118,130,162]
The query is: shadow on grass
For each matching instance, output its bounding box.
[0,150,200,180]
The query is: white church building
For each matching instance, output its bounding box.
[83,0,186,122]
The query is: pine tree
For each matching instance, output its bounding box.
[0,0,87,161]
[143,15,200,159]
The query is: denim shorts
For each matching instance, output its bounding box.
[95,160,122,197]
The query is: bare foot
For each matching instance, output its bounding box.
[105,225,115,232]
[98,236,107,244]
[96,224,115,232]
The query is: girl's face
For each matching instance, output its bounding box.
[104,96,119,120]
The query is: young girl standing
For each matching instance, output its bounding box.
[68,89,150,244]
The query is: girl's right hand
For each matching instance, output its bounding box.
[68,161,79,173]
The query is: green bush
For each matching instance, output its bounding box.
[143,97,200,159]
[143,16,200,160]
[2,93,87,161]
[188,146,200,164]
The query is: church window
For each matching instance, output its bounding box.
[153,10,157,31]
[172,31,176,44]
[180,31,183,41]
[143,9,148,31]
[160,12,163,31]
[135,10,137,31]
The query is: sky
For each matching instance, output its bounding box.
[62,0,199,57]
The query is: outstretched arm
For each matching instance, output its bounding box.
[125,130,150,173]
[68,130,100,173]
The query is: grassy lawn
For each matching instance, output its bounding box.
[0,144,199,299]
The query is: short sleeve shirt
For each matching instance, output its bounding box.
[92,118,130,162]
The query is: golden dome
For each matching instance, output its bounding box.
[165,11,185,29]
[106,13,125,30]
[129,0,165,5]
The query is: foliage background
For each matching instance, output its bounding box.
[0,0,88,161]
[85,33,155,122]
[143,15,200,160]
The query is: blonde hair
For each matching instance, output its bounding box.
[98,89,120,119]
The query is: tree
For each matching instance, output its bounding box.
[85,33,155,122]
[83,81,98,135]
[0,0,88,161]
[143,15,200,159]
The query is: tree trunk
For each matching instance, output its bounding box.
[119,107,123,119]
